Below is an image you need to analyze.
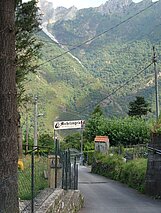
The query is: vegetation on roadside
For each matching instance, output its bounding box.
[18,156,48,200]
[92,154,147,193]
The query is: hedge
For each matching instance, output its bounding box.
[91,154,147,193]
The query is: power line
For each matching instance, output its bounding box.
[37,20,161,51]
[35,1,158,69]
[37,38,75,46]
[78,62,153,115]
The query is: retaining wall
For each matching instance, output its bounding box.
[35,189,84,213]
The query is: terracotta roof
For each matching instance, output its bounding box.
[94,136,109,143]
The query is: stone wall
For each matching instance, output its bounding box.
[146,133,161,197]
[35,189,84,213]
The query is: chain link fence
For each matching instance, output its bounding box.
[19,145,79,213]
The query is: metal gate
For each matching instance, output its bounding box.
[61,150,78,190]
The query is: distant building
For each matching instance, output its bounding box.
[94,136,110,154]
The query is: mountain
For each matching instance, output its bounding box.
[96,0,133,15]
[39,0,78,23]
[23,0,161,133]
[22,30,104,133]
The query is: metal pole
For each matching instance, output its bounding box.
[55,137,58,188]
[34,96,38,148]
[74,156,76,190]
[26,110,29,153]
[62,153,65,189]
[80,128,83,165]
[153,46,160,121]
[53,130,55,151]
[31,150,35,213]
[65,151,68,190]
[76,164,78,190]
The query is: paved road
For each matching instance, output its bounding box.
[78,166,161,213]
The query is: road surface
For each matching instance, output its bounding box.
[78,166,161,213]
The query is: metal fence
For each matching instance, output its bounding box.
[19,146,50,212]
[109,144,148,160]
[61,150,78,190]
[19,145,79,213]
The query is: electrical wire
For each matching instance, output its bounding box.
[78,62,153,115]
[38,16,161,50]
[35,1,158,69]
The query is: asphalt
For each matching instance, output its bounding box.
[78,166,161,213]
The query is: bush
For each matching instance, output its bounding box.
[120,159,147,192]
[92,154,124,180]
[92,154,147,193]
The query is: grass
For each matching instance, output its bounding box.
[18,155,48,200]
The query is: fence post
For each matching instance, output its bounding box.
[76,164,78,190]
[65,151,68,190]
[55,138,58,188]
[74,156,76,190]
[62,153,65,189]
[31,150,35,213]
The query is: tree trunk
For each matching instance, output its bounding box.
[0,1,19,212]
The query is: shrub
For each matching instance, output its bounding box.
[119,159,147,192]
[92,154,147,193]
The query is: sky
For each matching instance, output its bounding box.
[23,0,153,9]
[44,0,145,9]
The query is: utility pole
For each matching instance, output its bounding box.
[34,96,38,148]
[153,46,160,121]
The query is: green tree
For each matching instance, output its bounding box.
[84,106,106,142]
[15,0,42,159]
[15,0,42,103]
[102,117,150,146]
[128,96,151,118]
[61,132,81,150]
[38,133,54,147]
[92,105,103,116]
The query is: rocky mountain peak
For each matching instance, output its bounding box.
[97,0,133,15]
[54,6,77,22]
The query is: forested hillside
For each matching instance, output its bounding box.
[47,0,161,116]
[23,0,161,132]
[23,31,104,133]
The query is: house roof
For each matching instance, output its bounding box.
[94,136,109,143]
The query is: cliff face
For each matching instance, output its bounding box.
[96,0,133,15]
[39,0,78,23]
[40,0,154,23]
[40,0,134,23]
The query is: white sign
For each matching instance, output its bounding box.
[54,120,85,130]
